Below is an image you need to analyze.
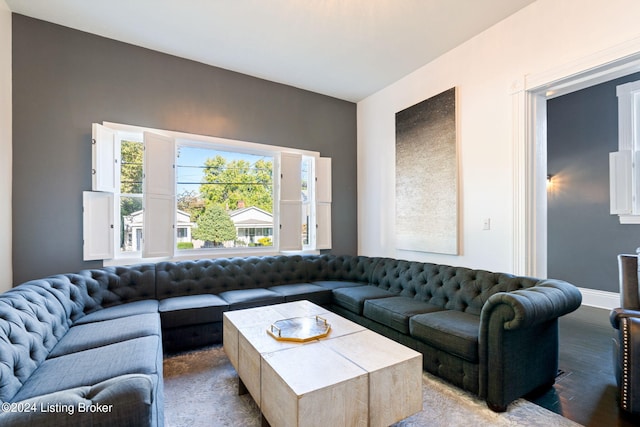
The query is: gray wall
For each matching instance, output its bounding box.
[12,14,357,284]
[547,72,640,292]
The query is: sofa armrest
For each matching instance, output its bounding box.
[0,374,154,427]
[611,307,640,329]
[478,279,581,411]
[612,315,640,413]
[480,279,582,331]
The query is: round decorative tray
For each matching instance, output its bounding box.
[266,315,331,342]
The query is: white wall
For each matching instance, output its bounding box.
[357,0,640,274]
[0,0,11,291]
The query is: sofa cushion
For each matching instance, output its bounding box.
[49,313,161,358]
[218,288,284,310]
[73,300,159,325]
[332,285,396,315]
[311,280,368,290]
[13,335,162,402]
[363,296,444,334]
[268,283,332,305]
[159,294,229,327]
[0,374,156,427]
[409,310,480,362]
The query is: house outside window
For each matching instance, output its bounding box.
[229,205,274,246]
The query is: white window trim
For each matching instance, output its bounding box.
[86,122,330,266]
[611,81,640,223]
[315,157,332,250]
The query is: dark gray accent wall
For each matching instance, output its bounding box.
[12,14,357,284]
[547,72,640,293]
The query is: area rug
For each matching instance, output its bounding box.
[163,345,582,427]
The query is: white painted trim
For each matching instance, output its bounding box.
[525,35,640,97]
[0,0,11,291]
[103,121,320,158]
[513,37,640,278]
[579,287,619,310]
[511,87,527,275]
[619,215,640,224]
[511,89,547,277]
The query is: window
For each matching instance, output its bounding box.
[611,80,640,223]
[83,122,332,262]
[120,139,144,254]
[176,144,274,249]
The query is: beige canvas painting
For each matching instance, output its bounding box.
[395,87,459,254]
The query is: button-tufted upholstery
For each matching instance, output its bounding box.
[306,254,378,283]
[156,255,310,299]
[0,253,582,423]
[78,264,157,311]
[0,266,163,426]
[0,285,71,403]
[369,259,538,315]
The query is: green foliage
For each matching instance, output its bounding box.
[192,204,237,246]
[177,190,204,221]
[200,155,273,212]
[121,141,143,194]
[120,141,144,222]
[177,242,194,250]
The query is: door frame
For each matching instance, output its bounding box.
[513,37,640,278]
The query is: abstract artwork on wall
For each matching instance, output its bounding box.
[395,87,459,254]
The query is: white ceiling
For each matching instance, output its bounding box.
[6,0,536,102]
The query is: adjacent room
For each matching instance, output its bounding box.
[2,1,640,426]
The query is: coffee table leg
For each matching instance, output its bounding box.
[238,377,248,395]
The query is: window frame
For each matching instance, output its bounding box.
[173,138,278,255]
[85,122,331,266]
[611,80,640,223]
[115,132,144,260]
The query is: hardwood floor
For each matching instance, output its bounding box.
[528,305,640,426]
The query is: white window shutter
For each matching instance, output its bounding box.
[143,195,175,258]
[280,201,303,251]
[281,153,302,201]
[92,123,119,192]
[83,191,114,260]
[143,132,175,258]
[610,151,632,215]
[144,131,175,196]
[315,157,332,249]
[279,153,302,251]
[316,157,332,203]
[316,202,332,250]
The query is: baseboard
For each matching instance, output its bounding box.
[578,287,619,310]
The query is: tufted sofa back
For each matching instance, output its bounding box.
[370,258,540,315]
[306,254,378,283]
[156,255,310,299]
[75,264,156,314]
[0,285,71,403]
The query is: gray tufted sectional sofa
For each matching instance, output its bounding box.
[0,254,582,426]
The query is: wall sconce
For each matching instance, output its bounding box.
[547,174,553,190]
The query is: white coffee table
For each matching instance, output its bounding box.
[223,300,423,427]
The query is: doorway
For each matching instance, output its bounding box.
[515,43,640,300]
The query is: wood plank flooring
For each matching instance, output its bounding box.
[527,305,640,426]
